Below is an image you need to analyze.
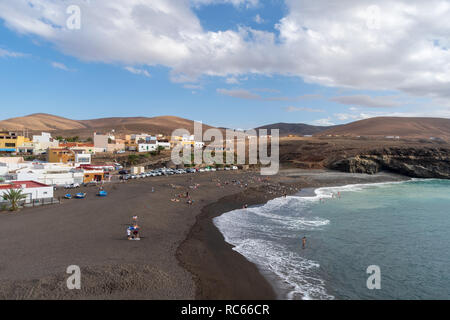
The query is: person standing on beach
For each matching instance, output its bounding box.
[302,236,307,249]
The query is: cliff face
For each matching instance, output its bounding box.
[329,147,450,179]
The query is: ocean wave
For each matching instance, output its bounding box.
[314,179,411,198]
[214,194,333,300]
[226,237,334,300]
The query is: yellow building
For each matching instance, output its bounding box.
[83,170,104,183]
[47,148,75,163]
[0,131,31,153]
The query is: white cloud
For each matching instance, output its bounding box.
[51,62,73,71]
[253,88,280,93]
[217,88,297,101]
[254,14,264,24]
[330,95,402,108]
[192,0,259,8]
[217,88,260,100]
[1,0,450,108]
[334,113,368,121]
[124,66,151,77]
[226,77,240,84]
[312,117,335,126]
[285,106,325,113]
[337,109,450,121]
[0,48,26,58]
[183,84,203,89]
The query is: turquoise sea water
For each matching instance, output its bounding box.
[214,179,450,300]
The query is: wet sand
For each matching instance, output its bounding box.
[0,169,407,299]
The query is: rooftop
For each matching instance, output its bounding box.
[0,180,51,190]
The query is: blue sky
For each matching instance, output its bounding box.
[1,0,449,129]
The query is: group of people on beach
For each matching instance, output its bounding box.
[171,191,195,205]
[127,215,141,240]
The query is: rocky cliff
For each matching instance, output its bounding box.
[329,147,450,179]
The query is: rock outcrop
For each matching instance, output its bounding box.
[328,147,450,179]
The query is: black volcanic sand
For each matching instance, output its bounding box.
[0,169,408,299]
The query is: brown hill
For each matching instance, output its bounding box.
[255,122,339,136]
[317,117,450,139]
[0,113,216,138]
[0,113,86,131]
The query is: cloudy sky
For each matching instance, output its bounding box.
[1,0,450,128]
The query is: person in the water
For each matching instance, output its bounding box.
[302,236,307,249]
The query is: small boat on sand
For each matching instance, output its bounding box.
[64,194,72,199]
[75,192,86,199]
[97,190,108,197]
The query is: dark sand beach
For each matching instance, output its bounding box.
[0,169,407,299]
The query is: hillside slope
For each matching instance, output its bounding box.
[317,117,450,138]
[0,114,216,137]
[0,113,86,131]
[256,122,336,136]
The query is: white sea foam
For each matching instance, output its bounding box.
[214,195,333,300]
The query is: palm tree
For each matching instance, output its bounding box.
[2,188,27,212]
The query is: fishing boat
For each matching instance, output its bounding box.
[64,194,72,199]
[97,190,108,197]
[75,192,86,199]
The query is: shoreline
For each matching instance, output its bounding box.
[177,170,410,300]
[176,184,303,299]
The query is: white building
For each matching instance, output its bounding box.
[5,163,84,186]
[133,134,157,142]
[0,181,54,203]
[17,142,35,154]
[0,157,29,175]
[32,132,59,154]
[75,153,92,165]
[138,142,158,152]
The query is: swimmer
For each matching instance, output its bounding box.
[302,236,307,249]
